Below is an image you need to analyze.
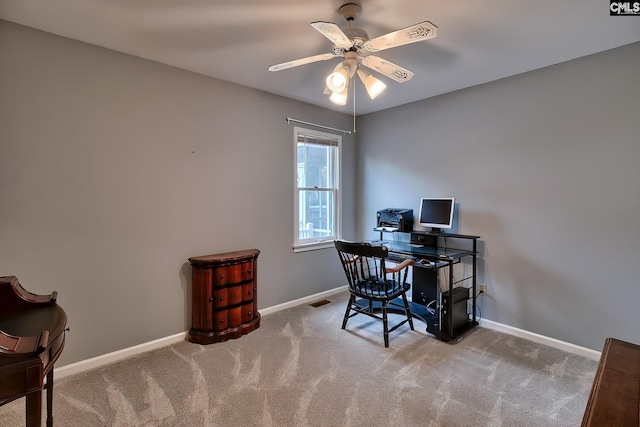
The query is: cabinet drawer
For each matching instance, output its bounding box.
[242,282,255,302]
[213,307,248,330]
[213,310,229,331]
[227,306,243,328]
[227,285,243,305]
[212,288,228,308]
[213,261,254,286]
[243,304,256,323]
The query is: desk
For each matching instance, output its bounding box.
[0,276,67,427]
[368,231,480,342]
[582,338,640,426]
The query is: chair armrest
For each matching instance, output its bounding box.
[343,255,360,264]
[386,259,414,273]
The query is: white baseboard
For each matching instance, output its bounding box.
[55,332,187,379]
[258,285,348,316]
[480,318,601,361]
[55,285,600,378]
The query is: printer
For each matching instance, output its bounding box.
[376,208,414,232]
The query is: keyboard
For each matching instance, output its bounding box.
[386,252,416,263]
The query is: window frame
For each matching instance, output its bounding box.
[293,126,342,252]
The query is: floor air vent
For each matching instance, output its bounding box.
[309,299,331,308]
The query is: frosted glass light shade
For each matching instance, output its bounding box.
[357,69,386,99]
[329,86,348,105]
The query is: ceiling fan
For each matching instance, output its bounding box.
[268,3,437,105]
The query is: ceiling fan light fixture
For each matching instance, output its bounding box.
[329,86,348,105]
[357,69,386,99]
[268,3,438,110]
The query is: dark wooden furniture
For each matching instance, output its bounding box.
[0,276,67,427]
[582,337,640,426]
[188,249,260,344]
[335,240,415,347]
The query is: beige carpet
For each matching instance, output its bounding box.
[0,290,597,426]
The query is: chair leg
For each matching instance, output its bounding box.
[402,293,415,331]
[382,301,389,347]
[342,294,355,329]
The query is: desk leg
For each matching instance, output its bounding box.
[46,369,54,427]
[25,389,42,427]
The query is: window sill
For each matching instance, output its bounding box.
[293,241,335,253]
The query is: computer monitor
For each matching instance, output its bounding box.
[418,197,455,233]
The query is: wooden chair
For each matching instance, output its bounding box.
[0,276,67,427]
[334,240,415,347]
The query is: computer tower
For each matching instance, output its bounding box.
[440,287,470,332]
[411,268,438,307]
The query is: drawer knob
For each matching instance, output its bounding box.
[247,268,251,273]
[209,297,214,302]
[247,290,252,295]
[220,296,224,301]
[248,311,252,316]
[220,319,225,324]
[220,274,224,279]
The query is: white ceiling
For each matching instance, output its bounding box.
[1,0,639,115]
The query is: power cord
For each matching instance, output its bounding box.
[425,299,437,315]
[473,290,483,322]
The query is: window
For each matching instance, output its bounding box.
[293,127,341,251]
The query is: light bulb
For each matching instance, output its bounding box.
[326,68,348,93]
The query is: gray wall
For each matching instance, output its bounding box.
[2,18,638,365]
[356,42,640,351]
[0,21,356,365]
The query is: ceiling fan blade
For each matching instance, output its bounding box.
[268,53,338,72]
[361,55,414,83]
[310,21,353,49]
[363,21,438,53]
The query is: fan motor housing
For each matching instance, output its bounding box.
[344,28,368,43]
[332,28,369,54]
